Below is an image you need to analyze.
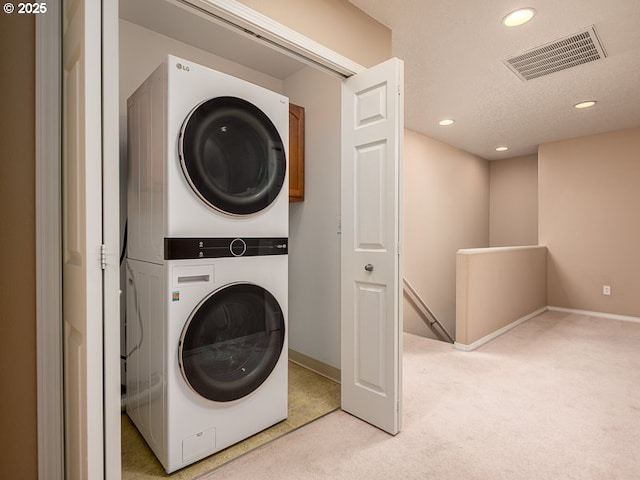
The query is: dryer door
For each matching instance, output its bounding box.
[179,96,286,215]
[179,283,285,402]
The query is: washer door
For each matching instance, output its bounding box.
[179,283,285,402]
[179,96,286,215]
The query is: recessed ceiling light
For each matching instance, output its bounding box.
[496,146,509,152]
[574,100,597,109]
[439,119,455,126]
[502,8,536,27]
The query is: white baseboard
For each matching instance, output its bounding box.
[547,306,640,324]
[454,306,549,352]
[454,306,640,352]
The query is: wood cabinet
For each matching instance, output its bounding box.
[288,103,305,202]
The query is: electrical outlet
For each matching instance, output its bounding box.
[603,285,611,296]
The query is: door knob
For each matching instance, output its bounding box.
[364,264,374,272]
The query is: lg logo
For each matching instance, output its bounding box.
[176,63,190,72]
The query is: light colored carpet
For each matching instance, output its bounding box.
[121,361,339,479]
[201,310,640,479]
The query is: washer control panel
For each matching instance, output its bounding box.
[164,237,288,260]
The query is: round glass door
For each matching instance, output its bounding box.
[179,96,286,215]
[179,283,285,402]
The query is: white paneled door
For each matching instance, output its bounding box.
[341,58,404,435]
[62,0,104,477]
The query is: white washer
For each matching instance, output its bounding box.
[127,55,289,265]
[125,250,288,473]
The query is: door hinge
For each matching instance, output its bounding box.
[100,244,107,270]
[396,243,401,255]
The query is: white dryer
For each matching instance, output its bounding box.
[127,55,289,265]
[125,240,288,473]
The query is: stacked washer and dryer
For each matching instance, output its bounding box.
[125,55,289,473]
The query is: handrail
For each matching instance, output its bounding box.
[403,277,454,343]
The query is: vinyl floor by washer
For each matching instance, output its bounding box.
[121,361,340,479]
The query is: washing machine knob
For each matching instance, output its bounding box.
[230,238,247,257]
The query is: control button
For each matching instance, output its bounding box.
[230,238,247,257]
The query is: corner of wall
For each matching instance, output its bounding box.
[455,253,469,344]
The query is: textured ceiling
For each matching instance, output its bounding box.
[348,0,640,159]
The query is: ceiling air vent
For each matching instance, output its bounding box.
[503,25,606,81]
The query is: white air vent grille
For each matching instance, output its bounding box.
[503,25,606,81]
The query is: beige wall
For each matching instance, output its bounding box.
[0,13,38,480]
[237,0,391,68]
[539,127,640,317]
[403,129,490,339]
[490,154,538,247]
[456,246,548,347]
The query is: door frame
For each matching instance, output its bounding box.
[171,0,365,78]
[36,0,402,477]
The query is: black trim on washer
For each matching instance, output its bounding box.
[164,237,288,260]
